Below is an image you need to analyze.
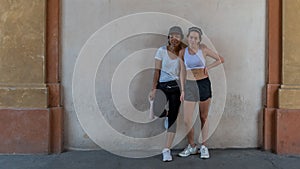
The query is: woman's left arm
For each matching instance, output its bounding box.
[202,44,224,73]
[179,49,186,102]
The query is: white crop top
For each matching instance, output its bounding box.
[184,47,206,70]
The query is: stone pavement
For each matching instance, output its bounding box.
[1,149,300,169]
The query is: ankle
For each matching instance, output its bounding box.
[163,148,170,151]
[189,143,197,147]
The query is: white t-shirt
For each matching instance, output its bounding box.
[154,46,180,82]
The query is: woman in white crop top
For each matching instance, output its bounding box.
[178,27,224,159]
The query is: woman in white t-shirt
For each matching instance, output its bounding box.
[149,26,185,162]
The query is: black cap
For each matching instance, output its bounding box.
[168,26,183,39]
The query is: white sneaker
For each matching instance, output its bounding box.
[178,144,198,157]
[164,117,168,129]
[200,145,210,159]
[162,148,172,162]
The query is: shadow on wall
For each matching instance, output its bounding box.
[95,34,169,138]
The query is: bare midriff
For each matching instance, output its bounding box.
[186,68,208,81]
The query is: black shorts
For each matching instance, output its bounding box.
[184,77,212,102]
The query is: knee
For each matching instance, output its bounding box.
[167,115,177,126]
[168,121,177,133]
[200,113,208,122]
[184,118,192,128]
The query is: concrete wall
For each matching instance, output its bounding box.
[62,0,266,150]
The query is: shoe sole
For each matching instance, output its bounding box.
[178,152,198,157]
[178,154,189,157]
[163,157,172,162]
[163,159,172,162]
[200,155,210,159]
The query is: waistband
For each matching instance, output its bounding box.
[186,77,209,83]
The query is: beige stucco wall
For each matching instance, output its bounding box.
[62,0,266,151]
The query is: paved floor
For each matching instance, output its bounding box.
[1,149,300,169]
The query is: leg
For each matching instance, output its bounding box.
[165,132,175,149]
[165,90,181,148]
[178,80,199,157]
[199,98,210,145]
[178,100,198,157]
[184,101,197,146]
[162,89,180,162]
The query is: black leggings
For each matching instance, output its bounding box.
[153,82,181,133]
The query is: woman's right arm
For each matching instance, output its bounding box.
[150,59,162,100]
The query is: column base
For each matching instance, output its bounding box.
[50,107,64,153]
[275,109,300,155]
[263,108,276,151]
[0,109,50,154]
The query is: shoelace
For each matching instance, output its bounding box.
[201,148,207,154]
[184,147,190,152]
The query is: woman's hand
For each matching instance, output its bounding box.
[180,91,184,102]
[204,67,208,75]
[149,89,156,100]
